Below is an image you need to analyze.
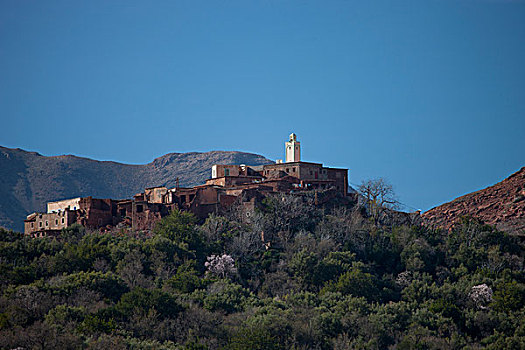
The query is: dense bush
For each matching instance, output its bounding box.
[0,200,523,349]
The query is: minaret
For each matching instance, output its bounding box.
[285,133,301,163]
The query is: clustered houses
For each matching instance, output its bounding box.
[25,197,121,237]
[24,134,352,237]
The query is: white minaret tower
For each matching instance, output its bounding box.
[285,133,301,163]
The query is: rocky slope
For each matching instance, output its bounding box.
[423,167,525,235]
[0,146,272,232]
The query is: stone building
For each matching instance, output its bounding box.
[24,210,77,237]
[262,161,348,195]
[211,134,349,197]
[24,196,123,237]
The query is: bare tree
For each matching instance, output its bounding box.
[358,178,397,224]
[117,249,152,289]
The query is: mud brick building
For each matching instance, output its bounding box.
[209,134,348,196]
[24,196,125,237]
[24,134,353,236]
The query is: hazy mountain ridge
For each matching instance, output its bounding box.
[0,146,272,232]
[423,167,525,235]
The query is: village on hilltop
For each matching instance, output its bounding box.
[24,134,353,236]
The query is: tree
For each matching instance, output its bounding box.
[261,194,321,245]
[116,249,151,289]
[153,209,205,261]
[205,254,237,279]
[358,178,397,224]
[154,209,197,245]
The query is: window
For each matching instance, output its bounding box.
[286,168,289,173]
[55,219,58,225]
[225,169,230,176]
[45,221,48,226]
[292,168,296,172]
[73,206,76,210]
[136,204,143,213]
[120,209,126,216]
[39,222,42,227]
[31,223,34,228]
[61,218,64,224]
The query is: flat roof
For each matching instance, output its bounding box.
[263,161,347,170]
[207,175,263,180]
[47,197,81,204]
[264,161,322,167]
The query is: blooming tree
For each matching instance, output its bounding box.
[395,271,412,288]
[205,254,237,278]
[469,284,493,309]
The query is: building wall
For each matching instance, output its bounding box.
[25,210,77,236]
[26,197,125,236]
[77,197,115,228]
[326,168,349,195]
[297,163,324,180]
[116,200,133,218]
[79,197,112,211]
[168,188,198,207]
[212,164,242,178]
[264,162,323,180]
[145,187,168,203]
[262,162,347,195]
[132,201,169,231]
[206,175,262,187]
[47,198,81,213]
[195,186,220,205]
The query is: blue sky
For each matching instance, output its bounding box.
[1,0,524,211]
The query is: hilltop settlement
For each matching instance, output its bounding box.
[24,134,354,236]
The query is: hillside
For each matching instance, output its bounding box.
[1,193,523,348]
[423,167,525,235]
[0,146,272,232]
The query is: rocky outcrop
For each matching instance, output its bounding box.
[422,167,525,235]
[0,146,272,232]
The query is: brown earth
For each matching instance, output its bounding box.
[422,167,525,236]
[0,146,272,232]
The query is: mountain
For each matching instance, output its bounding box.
[0,146,272,232]
[422,167,525,235]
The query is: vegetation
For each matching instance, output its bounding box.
[0,199,524,349]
